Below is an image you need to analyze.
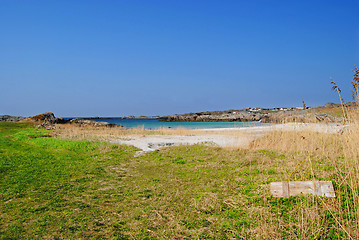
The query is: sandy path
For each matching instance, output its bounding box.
[110,134,249,152]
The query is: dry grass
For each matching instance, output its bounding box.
[250,107,359,239]
[53,124,253,143]
[13,113,356,238]
[50,98,359,237]
[54,124,203,140]
[52,118,359,238]
[308,106,347,117]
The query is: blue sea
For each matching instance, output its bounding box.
[79,118,267,129]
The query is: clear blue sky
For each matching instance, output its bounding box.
[1,0,358,117]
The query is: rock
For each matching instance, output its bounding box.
[148,142,175,149]
[28,112,58,129]
[161,111,265,122]
[28,112,56,123]
[54,117,69,124]
[0,115,26,122]
[122,115,136,119]
[324,102,340,107]
[161,108,344,124]
[25,112,122,128]
[68,119,122,128]
[121,116,160,119]
[37,121,55,130]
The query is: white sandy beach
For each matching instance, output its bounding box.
[110,134,248,152]
[110,123,346,152]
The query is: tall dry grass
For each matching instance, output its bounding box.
[53,124,254,142]
[53,124,203,141]
[250,68,359,238]
[251,113,359,238]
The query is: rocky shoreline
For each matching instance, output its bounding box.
[160,109,342,123]
[0,112,123,129]
[0,115,26,122]
[161,111,264,122]
[0,104,346,128]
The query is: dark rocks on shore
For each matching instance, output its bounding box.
[37,121,56,130]
[121,115,160,119]
[26,112,123,129]
[28,112,56,122]
[1,104,345,128]
[161,111,265,122]
[68,119,122,128]
[54,118,68,124]
[161,110,343,124]
[0,115,26,122]
[27,112,58,129]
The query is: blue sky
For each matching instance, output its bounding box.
[1,0,358,117]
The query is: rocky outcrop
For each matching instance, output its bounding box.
[54,118,69,124]
[27,112,57,129]
[324,102,340,108]
[68,119,122,128]
[0,115,26,122]
[260,112,340,123]
[122,116,160,119]
[37,120,56,130]
[28,112,56,122]
[161,110,343,124]
[27,113,122,129]
[162,112,265,122]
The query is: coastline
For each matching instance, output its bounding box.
[109,122,346,152]
[200,122,346,133]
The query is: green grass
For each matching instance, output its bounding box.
[0,123,137,239]
[0,123,354,239]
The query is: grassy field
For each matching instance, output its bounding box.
[0,122,358,239]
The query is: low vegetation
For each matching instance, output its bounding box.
[1,119,358,239]
[53,124,254,142]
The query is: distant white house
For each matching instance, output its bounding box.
[249,108,261,112]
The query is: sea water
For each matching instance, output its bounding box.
[81,118,268,129]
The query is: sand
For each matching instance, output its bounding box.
[110,123,346,152]
[110,134,249,152]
